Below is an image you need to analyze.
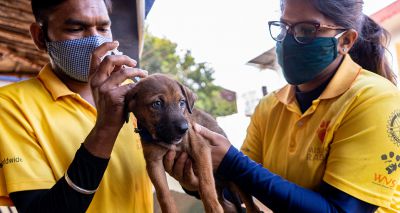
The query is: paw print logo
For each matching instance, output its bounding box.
[317,121,330,142]
[381,152,400,174]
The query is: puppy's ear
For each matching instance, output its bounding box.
[178,82,196,114]
[124,83,140,123]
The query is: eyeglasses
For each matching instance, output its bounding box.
[268,21,347,44]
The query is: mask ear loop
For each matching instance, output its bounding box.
[334,30,347,39]
[335,30,348,54]
[39,22,51,51]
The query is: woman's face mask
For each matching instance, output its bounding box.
[46,35,112,82]
[276,33,343,85]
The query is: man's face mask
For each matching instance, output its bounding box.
[276,33,343,85]
[46,35,112,82]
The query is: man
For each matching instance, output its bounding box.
[0,0,152,212]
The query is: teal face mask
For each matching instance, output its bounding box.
[276,34,339,85]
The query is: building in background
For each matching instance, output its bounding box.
[0,0,153,85]
[241,0,400,117]
[243,47,285,116]
[0,1,46,86]
[371,0,400,80]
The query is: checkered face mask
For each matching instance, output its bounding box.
[46,35,112,82]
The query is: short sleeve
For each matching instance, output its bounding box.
[241,100,265,164]
[0,96,56,195]
[324,93,400,208]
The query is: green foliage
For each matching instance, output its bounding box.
[140,31,236,117]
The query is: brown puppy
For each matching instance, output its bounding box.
[126,74,259,213]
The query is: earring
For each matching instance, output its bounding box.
[342,47,347,53]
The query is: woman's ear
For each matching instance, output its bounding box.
[30,23,47,51]
[338,29,358,55]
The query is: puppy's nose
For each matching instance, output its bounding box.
[176,122,189,135]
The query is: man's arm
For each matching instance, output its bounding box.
[10,145,108,213]
[9,42,147,212]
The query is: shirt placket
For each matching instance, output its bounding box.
[288,100,321,152]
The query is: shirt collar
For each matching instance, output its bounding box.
[37,64,75,100]
[275,54,362,105]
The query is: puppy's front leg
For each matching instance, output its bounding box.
[143,143,177,213]
[187,130,223,213]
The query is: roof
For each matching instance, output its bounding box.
[371,0,400,33]
[246,47,278,70]
[371,0,400,23]
[0,0,48,74]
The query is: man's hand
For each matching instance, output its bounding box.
[84,41,147,158]
[164,150,200,192]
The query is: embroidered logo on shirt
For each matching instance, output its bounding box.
[306,146,328,161]
[372,152,400,189]
[381,152,400,175]
[316,121,330,142]
[387,110,400,147]
[372,173,397,189]
[0,157,23,168]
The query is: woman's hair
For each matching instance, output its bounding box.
[281,0,396,85]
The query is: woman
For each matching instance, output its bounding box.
[165,0,400,212]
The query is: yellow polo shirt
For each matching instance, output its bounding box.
[0,64,153,212]
[241,55,400,212]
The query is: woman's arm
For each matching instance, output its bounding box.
[217,146,378,213]
[194,124,378,213]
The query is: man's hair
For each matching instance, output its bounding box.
[31,0,112,24]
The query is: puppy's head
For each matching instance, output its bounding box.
[126,74,196,145]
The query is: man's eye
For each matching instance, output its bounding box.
[66,28,83,33]
[152,101,162,109]
[97,27,110,32]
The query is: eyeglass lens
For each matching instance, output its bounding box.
[269,22,318,44]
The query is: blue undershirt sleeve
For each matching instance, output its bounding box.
[217,146,378,213]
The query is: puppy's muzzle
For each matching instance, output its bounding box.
[156,119,189,144]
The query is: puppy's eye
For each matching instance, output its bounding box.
[179,100,186,108]
[152,101,163,109]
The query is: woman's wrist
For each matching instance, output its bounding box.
[215,145,237,177]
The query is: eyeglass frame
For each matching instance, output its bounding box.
[268,20,347,44]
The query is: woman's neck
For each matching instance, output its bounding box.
[296,55,344,92]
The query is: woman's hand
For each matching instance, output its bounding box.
[163,123,232,191]
[193,123,232,171]
[163,150,199,192]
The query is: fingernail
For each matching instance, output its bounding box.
[140,69,149,75]
[193,123,201,132]
[181,152,187,158]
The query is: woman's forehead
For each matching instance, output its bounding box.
[281,0,335,26]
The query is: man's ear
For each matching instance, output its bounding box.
[30,23,47,51]
[178,82,196,114]
[338,29,358,55]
